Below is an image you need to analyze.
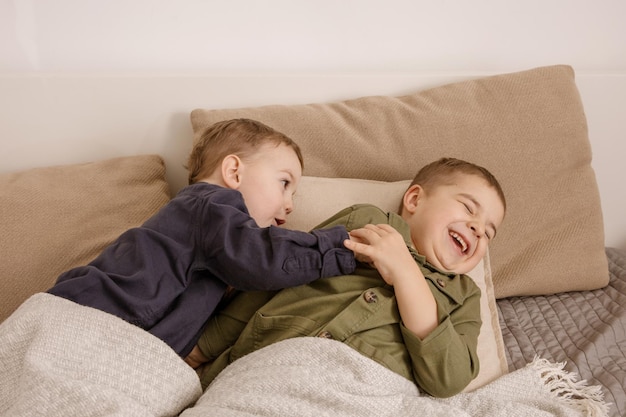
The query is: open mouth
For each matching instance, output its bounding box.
[275,218,286,226]
[450,231,468,253]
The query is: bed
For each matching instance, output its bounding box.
[0,65,624,416]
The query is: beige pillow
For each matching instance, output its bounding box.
[286,176,507,391]
[190,65,608,298]
[287,176,410,232]
[0,155,171,323]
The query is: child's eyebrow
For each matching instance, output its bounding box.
[279,169,295,180]
[459,193,498,238]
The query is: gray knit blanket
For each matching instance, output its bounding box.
[0,293,611,417]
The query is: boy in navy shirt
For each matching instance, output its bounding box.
[49,118,356,357]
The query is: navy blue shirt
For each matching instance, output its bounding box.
[49,182,355,356]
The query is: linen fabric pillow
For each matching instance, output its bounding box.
[287,176,508,392]
[287,176,410,232]
[190,65,608,298]
[0,155,171,323]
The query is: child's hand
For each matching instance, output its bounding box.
[346,232,373,265]
[344,224,413,286]
[184,344,209,369]
[346,224,438,340]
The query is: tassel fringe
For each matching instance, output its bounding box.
[530,357,611,417]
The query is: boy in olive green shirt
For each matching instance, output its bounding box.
[188,157,506,398]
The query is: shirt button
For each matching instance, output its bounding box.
[436,278,446,288]
[363,290,378,303]
[317,331,333,339]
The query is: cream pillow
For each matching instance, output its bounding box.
[287,176,508,392]
[0,155,171,323]
[190,65,608,298]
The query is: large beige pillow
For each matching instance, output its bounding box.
[190,65,608,298]
[0,155,171,323]
[287,176,508,392]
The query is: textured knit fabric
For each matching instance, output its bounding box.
[185,338,609,417]
[0,293,202,416]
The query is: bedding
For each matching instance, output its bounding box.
[0,65,624,416]
[0,298,609,417]
[184,338,608,417]
[498,247,626,417]
[0,293,201,416]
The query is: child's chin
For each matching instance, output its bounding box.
[458,261,481,275]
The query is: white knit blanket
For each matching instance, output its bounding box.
[0,293,202,417]
[184,337,610,417]
[0,293,611,417]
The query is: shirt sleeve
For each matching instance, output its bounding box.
[196,189,356,291]
[400,281,481,398]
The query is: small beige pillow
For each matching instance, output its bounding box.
[190,65,608,298]
[0,155,171,323]
[287,176,508,392]
[287,176,409,232]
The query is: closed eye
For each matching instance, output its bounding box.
[462,202,473,214]
[485,225,498,240]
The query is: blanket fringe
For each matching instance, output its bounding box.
[530,357,611,417]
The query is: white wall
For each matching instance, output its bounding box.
[2,0,626,73]
[1,0,625,250]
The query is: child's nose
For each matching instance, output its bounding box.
[285,197,294,215]
[470,222,485,238]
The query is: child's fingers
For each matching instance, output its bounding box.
[349,225,384,242]
[344,238,369,253]
[373,223,397,234]
[343,239,374,264]
[343,238,373,255]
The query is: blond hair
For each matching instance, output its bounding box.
[187,118,303,184]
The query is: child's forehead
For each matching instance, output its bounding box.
[434,172,488,189]
[437,175,503,203]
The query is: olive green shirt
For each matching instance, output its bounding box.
[198,204,481,398]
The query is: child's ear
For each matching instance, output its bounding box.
[221,154,243,189]
[402,184,423,214]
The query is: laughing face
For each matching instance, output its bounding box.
[400,174,505,275]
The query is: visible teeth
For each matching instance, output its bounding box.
[450,231,467,253]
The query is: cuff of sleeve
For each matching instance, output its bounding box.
[320,248,356,277]
[312,225,347,252]
[401,315,456,355]
[313,226,356,276]
[402,317,476,397]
